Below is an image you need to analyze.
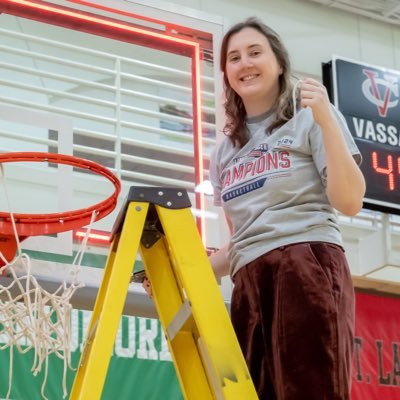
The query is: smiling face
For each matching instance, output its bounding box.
[225,27,283,116]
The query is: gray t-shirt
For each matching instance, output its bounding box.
[209,106,361,277]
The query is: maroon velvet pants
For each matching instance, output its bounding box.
[231,242,354,400]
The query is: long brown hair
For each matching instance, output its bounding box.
[220,17,295,147]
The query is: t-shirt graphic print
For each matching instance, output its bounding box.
[221,142,292,202]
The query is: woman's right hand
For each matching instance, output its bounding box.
[142,277,152,298]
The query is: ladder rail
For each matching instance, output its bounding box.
[70,203,147,399]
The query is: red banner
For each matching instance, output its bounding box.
[351,291,400,399]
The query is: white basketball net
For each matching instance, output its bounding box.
[0,167,94,400]
[0,252,85,399]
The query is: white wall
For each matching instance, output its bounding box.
[150,0,400,76]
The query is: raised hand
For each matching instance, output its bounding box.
[300,78,334,128]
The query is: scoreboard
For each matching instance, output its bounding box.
[323,57,400,215]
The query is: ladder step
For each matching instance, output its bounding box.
[167,299,194,340]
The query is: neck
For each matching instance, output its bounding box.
[243,100,275,118]
[242,90,279,118]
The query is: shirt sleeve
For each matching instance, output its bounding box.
[309,105,362,186]
[209,146,222,206]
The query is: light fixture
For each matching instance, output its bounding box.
[195,180,214,196]
[74,229,111,245]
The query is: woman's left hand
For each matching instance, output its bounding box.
[300,78,334,128]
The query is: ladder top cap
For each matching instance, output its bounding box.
[111,186,192,238]
[126,186,191,209]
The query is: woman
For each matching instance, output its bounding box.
[208,17,365,400]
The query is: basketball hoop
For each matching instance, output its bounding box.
[0,151,121,265]
[0,151,121,399]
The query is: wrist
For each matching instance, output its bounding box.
[317,112,338,132]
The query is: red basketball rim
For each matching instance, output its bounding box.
[0,152,121,237]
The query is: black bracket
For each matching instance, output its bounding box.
[111,186,192,240]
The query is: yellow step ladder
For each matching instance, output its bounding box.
[70,186,257,400]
